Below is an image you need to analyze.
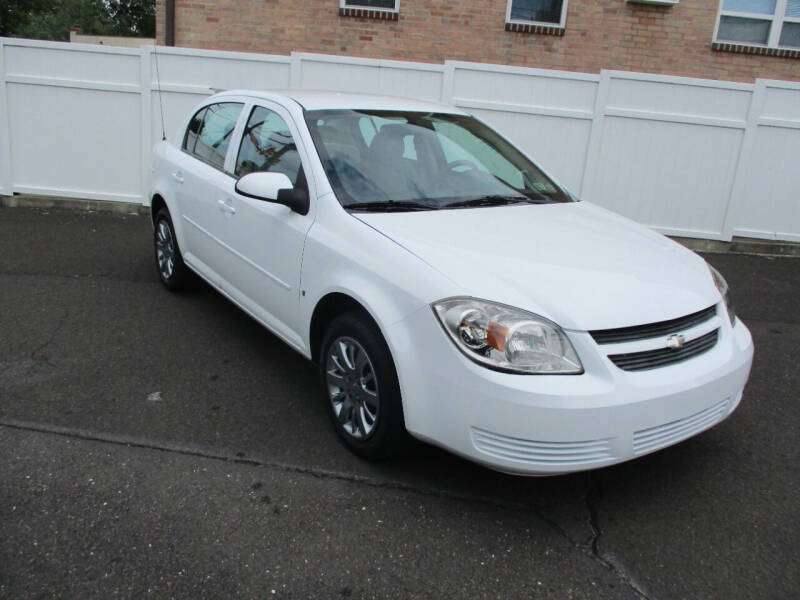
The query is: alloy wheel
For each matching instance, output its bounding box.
[326,336,380,439]
[155,219,176,280]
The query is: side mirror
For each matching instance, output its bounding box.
[235,172,309,215]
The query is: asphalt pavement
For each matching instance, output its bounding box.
[1,206,798,599]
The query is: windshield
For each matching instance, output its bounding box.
[304,110,571,211]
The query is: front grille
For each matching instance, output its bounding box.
[608,329,719,371]
[590,305,717,345]
[471,428,613,467]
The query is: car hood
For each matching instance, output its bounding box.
[355,201,720,331]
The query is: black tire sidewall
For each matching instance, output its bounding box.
[319,312,407,459]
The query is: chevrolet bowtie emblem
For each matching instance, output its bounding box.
[666,334,685,350]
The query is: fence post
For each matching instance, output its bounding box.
[441,61,455,104]
[140,45,153,206]
[719,80,764,242]
[290,52,302,88]
[0,39,13,197]
[578,69,611,200]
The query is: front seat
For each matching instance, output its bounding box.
[365,124,421,201]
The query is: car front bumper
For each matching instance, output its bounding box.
[387,305,754,475]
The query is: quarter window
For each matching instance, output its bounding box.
[714,0,800,48]
[186,102,243,170]
[506,0,568,27]
[235,106,303,185]
[183,107,206,154]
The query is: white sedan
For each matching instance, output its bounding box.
[150,90,753,475]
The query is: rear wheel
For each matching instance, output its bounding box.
[319,312,410,460]
[154,208,191,291]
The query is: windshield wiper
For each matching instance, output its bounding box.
[444,195,535,209]
[343,200,436,212]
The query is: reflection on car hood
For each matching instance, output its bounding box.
[355,201,720,331]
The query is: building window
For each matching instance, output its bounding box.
[343,0,397,9]
[340,0,399,20]
[505,0,568,35]
[713,0,800,55]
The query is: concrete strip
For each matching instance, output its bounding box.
[673,235,800,257]
[1,194,150,216]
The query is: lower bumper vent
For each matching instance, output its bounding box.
[472,428,613,467]
[633,399,729,455]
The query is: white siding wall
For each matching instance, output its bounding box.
[0,37,797,242]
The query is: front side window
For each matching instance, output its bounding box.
[341,0,398,11]
[235,106,303,185]
[714,0,800,49]
[188,102,243,170]
[506,0,567,27]
[305,110,570,211]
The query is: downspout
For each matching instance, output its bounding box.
[165,0,175,46]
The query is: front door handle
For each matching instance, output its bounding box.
[172,171,184,184]
[217,198,236,215]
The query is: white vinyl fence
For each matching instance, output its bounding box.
[0,37,798,242]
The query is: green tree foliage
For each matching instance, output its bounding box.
[0,0,44,37]
[107,0,156,37]
[0,0,155,40]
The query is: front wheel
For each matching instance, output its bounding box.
[319,312,410,460]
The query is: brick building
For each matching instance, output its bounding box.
[156,0,800,83]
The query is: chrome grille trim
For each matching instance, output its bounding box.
[590,305,717,345]
[608,329,719,371]
[472,428,613,466]
[633,399,729,455]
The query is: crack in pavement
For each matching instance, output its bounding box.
[2,417,647,597]
[584,472,652,600]
[28,306,70,362]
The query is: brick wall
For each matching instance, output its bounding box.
[156,0,800,83]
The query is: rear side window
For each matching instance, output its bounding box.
[184,102,243,170]
[235,106,303,185]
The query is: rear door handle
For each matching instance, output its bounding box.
[217,198,236,215]
[172,171,184,184]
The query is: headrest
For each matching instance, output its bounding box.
[369,123,409,159]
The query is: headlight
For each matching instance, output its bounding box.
[432,298,583,374]
[708,264,736,326]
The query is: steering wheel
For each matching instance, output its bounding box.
[447,159,480,173]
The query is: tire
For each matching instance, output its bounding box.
[319,311,410,460]
[153,208,192,292]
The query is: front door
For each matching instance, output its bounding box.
[209,102,316,350]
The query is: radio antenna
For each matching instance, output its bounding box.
[153,44,166,141]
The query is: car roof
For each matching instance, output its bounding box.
[211,89,468,114]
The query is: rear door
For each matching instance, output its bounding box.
[175,101,245,282]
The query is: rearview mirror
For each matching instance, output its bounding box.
[235,172,309,215]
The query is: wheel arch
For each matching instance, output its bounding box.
[150,193,167,226]
[149,187,188,251]
[309,292,382,365]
